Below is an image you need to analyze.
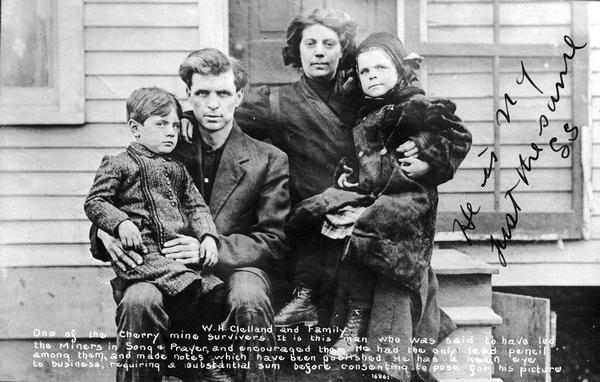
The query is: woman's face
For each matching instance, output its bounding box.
[357,48,399,98]
[299,24,342,81]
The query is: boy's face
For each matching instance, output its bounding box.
[129,108,180,154]
[357,48,399,98]
[187,70,243,134]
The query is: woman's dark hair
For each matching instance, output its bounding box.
[282,8,358,74]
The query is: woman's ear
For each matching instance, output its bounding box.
[128,119,141,138]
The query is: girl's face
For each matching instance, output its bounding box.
[357,48,399,97]
[299,24,342,81]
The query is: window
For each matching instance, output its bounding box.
[406,0,588,239]
[0,0,84,125]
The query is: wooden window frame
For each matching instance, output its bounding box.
[404,0,588,239]
[0,0,84,125]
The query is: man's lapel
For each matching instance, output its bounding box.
[210,123,249,217]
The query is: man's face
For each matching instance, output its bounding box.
[187,70,243,133]
[299,24,342,81]
[130,108,180,154]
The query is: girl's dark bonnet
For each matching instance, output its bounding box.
[356,32,422,88]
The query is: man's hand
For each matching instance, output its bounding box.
[98,229,144,271]
[199,236,219,267]
[117,220,143,250]
[398,157,431,179]
[181,117,194,143]
[163,234,201,265]
[396,140,419,158]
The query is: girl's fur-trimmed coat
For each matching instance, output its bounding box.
[286,88,471,380]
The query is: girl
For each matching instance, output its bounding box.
[320,32,472,366]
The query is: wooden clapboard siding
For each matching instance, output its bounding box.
[416,0,586,237]
[591,1,600,239]
[86,76,187,99]
[86,27,199,51]
[0,125,130,147]
[0,267,115,338]
[0,221,89,244]
[0,244,101,267]
[0,196,87,221]
[86,52,190,75]
[84,2,198,26]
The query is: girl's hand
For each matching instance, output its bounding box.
[337,165,359,188]
[398,157,430,178]
[396,140,419,158]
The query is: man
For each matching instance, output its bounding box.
[91,48,290,382]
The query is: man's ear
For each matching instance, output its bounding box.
[234,88,244,107]
[128,119,141,138]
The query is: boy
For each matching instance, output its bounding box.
[84,87,222,305]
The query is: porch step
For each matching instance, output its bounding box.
[433,249,498,308]
[431,307,502,379]
[432,249,499,276]
[443,307,502,326]
[437,274,492,307]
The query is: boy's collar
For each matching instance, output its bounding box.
[128,141,173,160]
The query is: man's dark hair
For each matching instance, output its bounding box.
[179,48,248,91]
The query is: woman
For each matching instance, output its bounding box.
[235,8,465,381]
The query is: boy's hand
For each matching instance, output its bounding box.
[199,236,218,267]
[396,140,419,158]
[337,165,359,189]
[181,117,194,143]
[398,157,431,178]
[117,220,144,250]
[98,229,145,271]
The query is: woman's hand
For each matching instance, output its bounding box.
[181,117,194,143]
[337,165,359,189]
[398,157,431,178]
[199,236,219,267]
[163,234,202,265]
[396,140,419,158]
[98,229,144,271]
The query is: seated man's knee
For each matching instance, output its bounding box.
[227,270,273,325]
[117,282,164,316]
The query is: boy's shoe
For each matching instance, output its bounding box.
[328,307,370,360]
[274,287,318,327]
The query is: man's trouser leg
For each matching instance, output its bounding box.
[223,268,275,382]
[115,282,169,382]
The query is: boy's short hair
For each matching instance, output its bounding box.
[126,87,183,124]
[179,48,247,91]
